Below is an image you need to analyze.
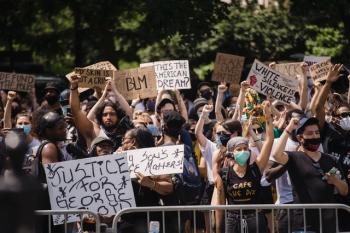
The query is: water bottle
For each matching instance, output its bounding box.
[149,221,160,233]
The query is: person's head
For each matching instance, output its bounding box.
[90,137,114,156]
[296,117,321,152]
[15,113,32,136]
[226,137,250,167]
[193,98,208,119]
[44,82,60,105]
[96,101,125,131]
[122,128,155,151]
[332,104,350,131]
[214,120,242,147]
[197,82,214,100]
[162,110,186,140]
[156,98,176,119]
[37,111,67,142]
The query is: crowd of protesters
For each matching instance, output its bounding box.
[0,61,349,233]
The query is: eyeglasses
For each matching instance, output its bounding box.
[339,112,350,118]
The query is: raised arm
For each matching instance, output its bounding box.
[315,64,343,128]
[309,81,322,116]
[87,81,110,123]
[272,118,299,165]
[174,90,188,121]
[69,75,96,143]
[110,79,132,117]
[215,82,227,122]
[3,91,16,129]
[256,101,274,172]
[195,104,213,148]
[297,62,309,111]
[347,75,350,105]
[232,81,249,121]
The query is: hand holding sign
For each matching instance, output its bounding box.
[136,172,155,189]
[70,75,80,90]
[300,62,308,75]
[326,64,343,83]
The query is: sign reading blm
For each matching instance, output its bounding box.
[247,59,299,104]
[0,72,35,92]
[113,66,157,100]
[141,60,191,90]
[44,153,135,225]
[212,53,245,84]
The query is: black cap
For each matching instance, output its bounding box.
[193,98,208,112]
[296,117,319,135]
[90,136,114,149]
[197,82,212,91]
[59,89,70,106]
[156,98,175,113]
[44,82,60,92]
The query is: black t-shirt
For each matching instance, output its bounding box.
[286,151,344,204]
[220,163,262,205]
[322,123,350,185]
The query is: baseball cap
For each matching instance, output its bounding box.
[90,136,114,149]
[295,117,319,135]
[44,82,60,92]
[156,98,175,113]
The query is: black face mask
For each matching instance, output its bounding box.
[45,94,59,105]
[302,137,321,152]
[216,133,231,147]
[200,89,213,100]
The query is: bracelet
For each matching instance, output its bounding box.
[285,130,292,135]
[70,86,78,91]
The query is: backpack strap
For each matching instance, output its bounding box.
[220,167,230,196]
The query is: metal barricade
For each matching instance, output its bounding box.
[111,204,350,233]
[35,209,101,233]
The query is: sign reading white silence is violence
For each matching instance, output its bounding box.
[44,153,135,225]
[140,60,191,90]
[247,59,299,104]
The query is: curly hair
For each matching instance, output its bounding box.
[95,101,126,126]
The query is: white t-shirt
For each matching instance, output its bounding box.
[199,138,217,183]
[270,137,323,204]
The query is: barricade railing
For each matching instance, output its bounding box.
[112,204,350,233]
[35,209,101,233]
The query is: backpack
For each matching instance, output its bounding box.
[173,145,203,205]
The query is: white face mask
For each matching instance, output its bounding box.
[339,116,350,131]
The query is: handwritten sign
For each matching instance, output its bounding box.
[123,145,184,178]
[0,72,35,92]
[247,59,299,104]
[212,53,245,84]
[303,55,330,67]
[309,60,332,82]
[74,68,113,89]
[44,153,135,225]
[274,62,303,79]
[140,60,190,90]
[113,66,157,100]
[66,61,117,92]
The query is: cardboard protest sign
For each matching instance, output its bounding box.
[247,59,299,104]
[303,55,331,67]
[123,144,184,178]
[113,66,157,100]
[274,62,303,79]
[44,153,135,225]
[66,61,117,93]
[309,60,332,82]
[212,53,245,84]
[73,68,114,89]
[0,72,35,92]
[140,60,190,90]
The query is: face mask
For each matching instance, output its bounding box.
[200,89,213,100]
[302,137,321,152]
[62,105,70,116]
[45,94,59,105]
[339,116,350,131]
[216,133,231,147]
[17,124,31,136]
[234,150,250,166]
[147,124,161,136]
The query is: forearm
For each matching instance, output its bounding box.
[272,131,289,165]
[309,89,320,115]
[316,82,332,112]
[153,180,173,195]
[348,88,350,105]
[195,113,208,147]
[215,92,224,122]
[334,179,348,196]
[112,89,132,117]
[87,97,105,122]
[257,118,274,171]
[176,93,188,121]
[70,88,81,115]
[4,99,13,128]
[232,89,245,120]
[299,77,308,110]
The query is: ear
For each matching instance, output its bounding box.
[296,135,303,143]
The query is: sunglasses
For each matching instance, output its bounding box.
[253,127,264,134]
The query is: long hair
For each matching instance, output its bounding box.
[95,101,126,126]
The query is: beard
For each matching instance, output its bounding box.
[102,122,117,131]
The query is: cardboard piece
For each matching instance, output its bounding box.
[113,66,157,100]
[123,144,184,178]
[274,62,303,79]
[0,72,35,92]
[212,53,245,84]
[303,55,331,67]
[309,60,332,82]
[66,61,117,93]
[44,153,135,225]
[140,60,191,90]
[73,68,114,89]
[247,59,299,104]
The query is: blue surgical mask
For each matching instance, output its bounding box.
[233,150,250,166]
[17,124,31,136]
[147,124,161,136]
